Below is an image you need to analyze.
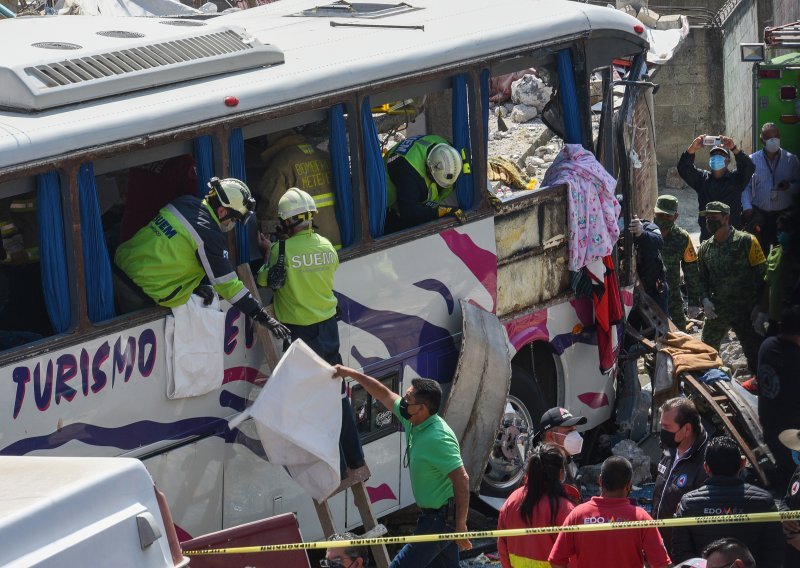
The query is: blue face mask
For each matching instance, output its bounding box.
[778,231,791,248]
[709,155,727,171]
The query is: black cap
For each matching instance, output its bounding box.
[536,407,587,438]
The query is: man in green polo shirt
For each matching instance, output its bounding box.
[334,364,471,567]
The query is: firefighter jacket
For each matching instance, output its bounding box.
[672,475,784,566]
[385,134,455,227]
[114,195,260,316]
[256,134,341,248]
[257,227,338,326]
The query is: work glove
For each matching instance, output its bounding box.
[628,218,644,237]
[488,192,503,212]
[702,298,717,320]
[192,284,215,306]
[437,207,467,224]
[687,305,702,320]
[752,311,768,336]
[253,308,292,341]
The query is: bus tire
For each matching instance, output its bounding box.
[479,364,548,497]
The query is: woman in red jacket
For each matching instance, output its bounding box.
[497,443,576,568]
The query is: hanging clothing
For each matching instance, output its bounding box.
[591,256,623,373]
[542,144,620,272]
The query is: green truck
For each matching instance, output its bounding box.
[742,21,799,155]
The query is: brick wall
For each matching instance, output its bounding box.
[722,0,759,154]
[653,28,725,178]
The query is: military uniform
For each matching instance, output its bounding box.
[662,226,701,330]
[698,226,766,371]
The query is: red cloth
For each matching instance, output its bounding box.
[594,256,623,373]
[497,487,575,568]
[548,497,671,568]
[119,155,198,243]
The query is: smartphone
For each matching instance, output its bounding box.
[702,135,721,147]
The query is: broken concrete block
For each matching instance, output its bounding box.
[511,74,552,113]
[664,167,686,189]
[655,14,682,30]
[612,439,652,486]
[637,7,660,28]
[510,104,538,123]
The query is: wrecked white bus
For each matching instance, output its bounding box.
[0,0,654,541]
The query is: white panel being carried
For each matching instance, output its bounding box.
[0,16,284,112]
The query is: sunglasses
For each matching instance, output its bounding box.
[319,558,355,568]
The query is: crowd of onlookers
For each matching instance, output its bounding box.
[493,401,800,567]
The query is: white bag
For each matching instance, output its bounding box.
[165,294,225,399]
[228,339,342,502]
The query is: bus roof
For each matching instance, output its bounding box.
[0,0,646,171]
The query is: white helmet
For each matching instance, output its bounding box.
[207,177,255,220]
[427,143,462,188]
[278,187,317,220]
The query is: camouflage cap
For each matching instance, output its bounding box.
[699,201,730,216]
[654,195,679,215]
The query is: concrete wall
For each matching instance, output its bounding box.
[772,0,799,26]
[722,0,759,154]
[653,28,725,178]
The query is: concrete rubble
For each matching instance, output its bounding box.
[611,439,652,486]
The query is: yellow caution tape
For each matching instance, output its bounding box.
[184,510,800,556]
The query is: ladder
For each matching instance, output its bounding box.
[765,21,800,48]
[237,263,391,567]
[314,465,392,568]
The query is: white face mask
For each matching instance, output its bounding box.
[764,137,781,153]
[562,431,583,455]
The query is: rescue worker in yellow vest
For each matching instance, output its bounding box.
[114,177,290,341]
[257,187,365,476]
[385,135,466,232]
[256,132,341,248]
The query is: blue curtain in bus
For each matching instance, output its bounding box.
[361,97,387,238]
[556,49,583,145]
[481,69,490,161]
[228,128,250,264]
[451,74,474,210]
[328,104,355,247]
[36,172,71,333]
[78,163,116,323]
[193,135,214,197]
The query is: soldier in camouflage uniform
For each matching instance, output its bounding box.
[698,201,766,372]
[654,195,702,330]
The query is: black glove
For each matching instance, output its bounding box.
[192,284,215,306]
[253,308,292,341]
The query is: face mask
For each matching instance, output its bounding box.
[778,231,791,248]
[706,219,723,235]
[398,399,412,420]
[562,431,583,455]
[654,217,674,232]
[220,218,237,232]
[709,155,727,171]
[660,428,680,449]
[764,137,781,153]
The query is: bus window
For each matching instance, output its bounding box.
[241,112,349,250]
[486,63,561,194]
[0,178,52,349]
[350,372,398,443]
[93,144,199,314]
[371,78,475,235]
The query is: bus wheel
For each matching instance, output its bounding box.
[480,365,547,497]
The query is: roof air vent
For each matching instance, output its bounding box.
[294,1,419,19]
[2,23,284,112]
[97,31,146,39]
[32,42,82,50]
[159,20,207,27]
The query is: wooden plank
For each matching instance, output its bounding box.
[352,481,391,568]
[682,374,769,486]
[312,499,337,539]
